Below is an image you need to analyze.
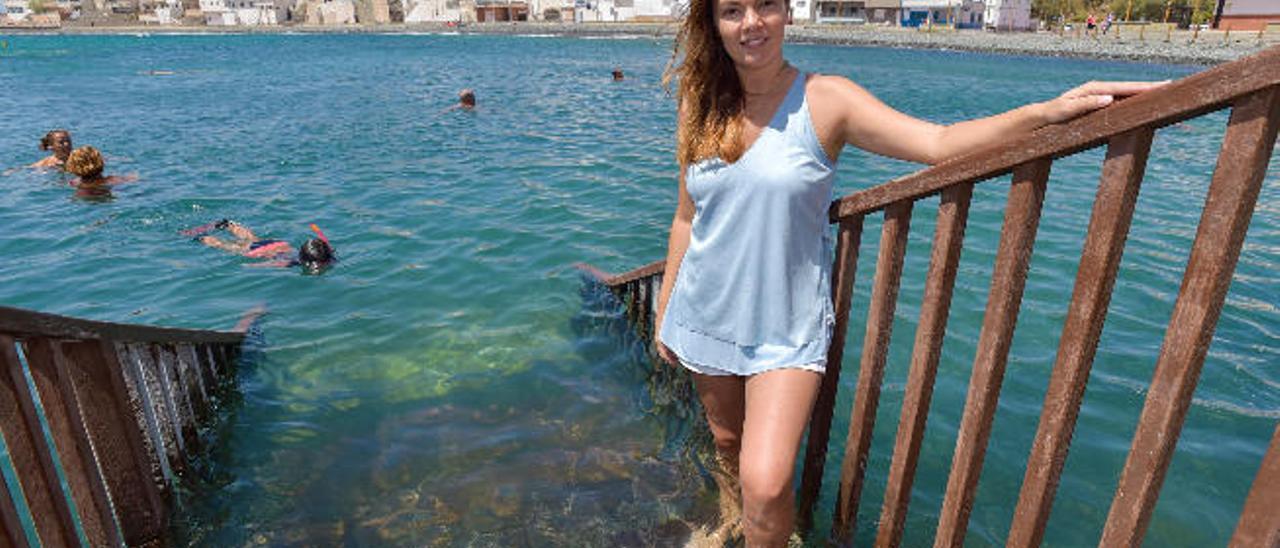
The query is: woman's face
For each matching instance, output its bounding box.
[714,0,787,70]
[49,132,72,159]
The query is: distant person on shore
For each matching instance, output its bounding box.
[654,0,1165,544]
[1102,12,1115,35]
[191,220,336,272]
[30,129,73,169]
[612,67,625,81]
[64,146,136,198]
[1086,13,1097,36]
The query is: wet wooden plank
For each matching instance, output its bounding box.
[0,335,79,548]
[832,201,913,542]
[179,344,210,416]
[1100,86,1280,548]
[119,343,173,487]
[934,159,1050,547]
[21,339,120,547]
[0,470,28,548]
[1006,128,1154,548]
[832,47,1280,220]
[156,345,199,456]
[60,340,169,546]
[1230,423,1280,548]
[876,183,973,547]
[133,343,184,474]
[797,216,865,532]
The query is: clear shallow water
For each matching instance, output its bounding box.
[0,34,1275,546]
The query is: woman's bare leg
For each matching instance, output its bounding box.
[691,373,747,543]
[739,369,822,547]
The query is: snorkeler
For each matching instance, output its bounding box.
[64,146,137,198]
[188,220,336,271]
[30,129,72,169]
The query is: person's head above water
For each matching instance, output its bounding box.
[458,88,476,108]
[297,238,335,270]
[65,146,105,180]
[612,68,625,81]
[40,130,73,161]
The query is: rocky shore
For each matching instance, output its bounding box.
[39,21,1280,65]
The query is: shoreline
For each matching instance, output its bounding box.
[6,21,1276,65]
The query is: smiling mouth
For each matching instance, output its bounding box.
[742,37,767,47]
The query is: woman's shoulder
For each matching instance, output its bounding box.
[29,156,59,168]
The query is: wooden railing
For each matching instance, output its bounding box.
[0,305,256,547]
[581,45,1280,546]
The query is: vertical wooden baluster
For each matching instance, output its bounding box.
[1230,423,1280,548]
[156,345,198,455]
[203,345,221,382]
[114,342,172,491]
[833,201,914,543]
[0,467,29,548]
[797,215,865,533]
[876,183,973,547]
[58,340,169,547]
[185,344,210,414]
[1006,128,1154,548]
[138,344,184,474]
[635,276,649,344]
[1100,87,1280,547]
[156,345,195,450]
[21,339,120,547]
[0,335,79,548]
[935,159,1050,547]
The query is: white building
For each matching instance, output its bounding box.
[200,0,283,24]
[982,0,1028,30]
[404,0,465,21]
[3,0,30,20]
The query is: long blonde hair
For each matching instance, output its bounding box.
[663,0,746,167]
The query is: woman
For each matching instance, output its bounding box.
[64,146,136,198]
[652,0,1162,545]
[30,129,72,169]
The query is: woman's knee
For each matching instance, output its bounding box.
[738,458,792,507]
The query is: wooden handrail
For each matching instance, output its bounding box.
[584,45,1280,547]
[831,45,1280,220]
[0,306,252,547]
[0,305,246,344]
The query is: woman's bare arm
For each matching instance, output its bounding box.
[812,76,1166,165]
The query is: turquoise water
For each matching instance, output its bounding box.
[0,34,1276,546]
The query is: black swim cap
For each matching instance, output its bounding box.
[298,238,334,268]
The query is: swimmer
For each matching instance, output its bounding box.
[612,68,624,81]
[64,146,136,197]
[456,88,476,110]
[193,220,336,272]
[30,130,72,169]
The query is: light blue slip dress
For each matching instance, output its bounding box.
[658,71,838,376]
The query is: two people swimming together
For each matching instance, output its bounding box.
[19,130,136,197]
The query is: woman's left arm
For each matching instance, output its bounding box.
[821,76,1166,165]
[934,81,1167,162]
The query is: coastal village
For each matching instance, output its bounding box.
[0,0,1276,33]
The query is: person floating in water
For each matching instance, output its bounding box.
[612,68,625,81]
[190,220,336,272]
[64,146,136,198]
[30,129,72,169]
